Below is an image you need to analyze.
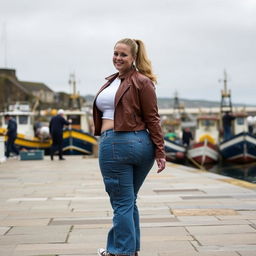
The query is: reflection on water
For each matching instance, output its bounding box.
[207,162,256,183]
[186,161,256,183]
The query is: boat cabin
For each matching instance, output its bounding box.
[0,103,35,138]
[63,110,90,132]
[233,112,248,134]
[195,115,220,144]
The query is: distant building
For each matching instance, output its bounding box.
[19,81,54,103]
[0,68,54,111]
[0,68,87,111]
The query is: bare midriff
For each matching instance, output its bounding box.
[101,119,114,133]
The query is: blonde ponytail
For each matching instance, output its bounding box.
[134,39,157,83]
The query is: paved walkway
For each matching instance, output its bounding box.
[0,156,256,256]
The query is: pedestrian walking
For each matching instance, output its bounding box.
[4,114,19,158]
[49,109,71,160]
[93,38,166,256]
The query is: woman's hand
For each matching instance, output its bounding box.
[156,158,166,173]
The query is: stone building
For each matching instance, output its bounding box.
[19,81,54,103]
[0,68,54,111]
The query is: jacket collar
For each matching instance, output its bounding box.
[105,72,119,81]
[94,73,119,99]
[115,68,136,106]
[95,67,137,107]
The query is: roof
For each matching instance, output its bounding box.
[19,81,54,93]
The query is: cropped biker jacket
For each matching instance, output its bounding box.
[93,68,165,159]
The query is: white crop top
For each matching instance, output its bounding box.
[95,77,121,120]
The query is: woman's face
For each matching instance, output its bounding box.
[113,43,135,75]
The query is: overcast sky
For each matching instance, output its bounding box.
[0,0,255,105]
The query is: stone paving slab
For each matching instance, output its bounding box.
[0,245,16,256]
[238,252,256,256]
[0,156,256,256]
[186,224,256,235]
[159,253,239,256]
[250,220,256,225]
[172,208,238,216]
[13,243,95,256]
[193,244,256,253]
[0,219,50,227]
[194,233,256,246]
[0,226,10,235]
[7,225,71,235]
[0,233,68,245]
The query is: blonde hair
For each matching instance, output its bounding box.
[115,38,157,83]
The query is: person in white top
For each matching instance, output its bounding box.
[94,38,166,256]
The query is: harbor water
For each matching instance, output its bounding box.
[187,161,256,184]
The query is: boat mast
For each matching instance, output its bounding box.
[220,70,232,113]
[173,91,181,115]
[68,73,81,110]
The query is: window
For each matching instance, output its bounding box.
[67,115,80,125]
[19,115,28,124]
[202,120,214,127]
[236,117,244,125]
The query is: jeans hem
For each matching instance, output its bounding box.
[109,251,136,255]
[108,252,135,256]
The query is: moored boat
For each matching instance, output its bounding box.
[219,131,256,163]
[162,116,186,163]
[219,112,256,163]
[218,71,256,163]
[62,128,97,155]
[188,139,219,165]
[164,135,186,162]
[187,115,220,165]
[0,103,98,156]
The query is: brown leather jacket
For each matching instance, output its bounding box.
[93,68,166,159]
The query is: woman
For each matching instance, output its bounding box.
[93,38,166,256]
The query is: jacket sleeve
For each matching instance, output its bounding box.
[62,118,70,126]
[139,78,166,159]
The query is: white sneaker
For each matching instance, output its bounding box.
[97,248,108,256]
[97,248,134,256]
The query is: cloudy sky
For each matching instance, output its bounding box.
[0,0,256,105]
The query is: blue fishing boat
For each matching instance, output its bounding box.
[164,136,186,162]
[62,128,97,155]
[219,132,256,163]
[5,128,97,156]
[1,127,97,156]
[218,71,256,163]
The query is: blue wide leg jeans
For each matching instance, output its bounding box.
[99,129,155,255]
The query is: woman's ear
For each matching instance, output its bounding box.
[133,55,137,66]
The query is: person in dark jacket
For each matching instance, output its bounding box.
[222,111,235,140]
[182,127,193,147]
[49,109,71,160]
[5,114,19,158]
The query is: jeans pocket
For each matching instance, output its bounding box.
[103,175,120,196]
[112,141,134,160]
